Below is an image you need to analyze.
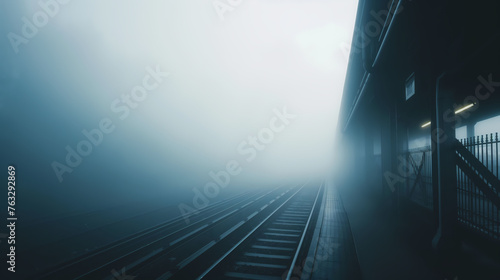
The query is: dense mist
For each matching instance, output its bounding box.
[0,0,358,223]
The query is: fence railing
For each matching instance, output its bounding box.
[457,133,500,241]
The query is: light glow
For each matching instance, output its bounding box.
[420,103,475,128]
[454,103,475,114]
[421,121,431,128]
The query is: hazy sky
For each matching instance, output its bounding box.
[0,0,359,217]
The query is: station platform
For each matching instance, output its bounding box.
[302,183,362,279]
[339,185,443,280]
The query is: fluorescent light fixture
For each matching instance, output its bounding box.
[420,103,475,128]
[421,121,431,128]
[454,103,475,114]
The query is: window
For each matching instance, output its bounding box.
[405,73,415,100]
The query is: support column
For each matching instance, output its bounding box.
[432,74,459,256]
[430,77,439,226]
[466,123,475,139]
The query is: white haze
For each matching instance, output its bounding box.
[0,0,359,216]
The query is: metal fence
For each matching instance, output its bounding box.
[402,146,433,210]
[457,133,500,241]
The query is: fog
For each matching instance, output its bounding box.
[0,0,358,221]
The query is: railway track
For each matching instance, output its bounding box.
[36,188,261,279]
[36,181,323,280]
[171,181,323,280]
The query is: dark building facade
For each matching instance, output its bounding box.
[336,0,500,278]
